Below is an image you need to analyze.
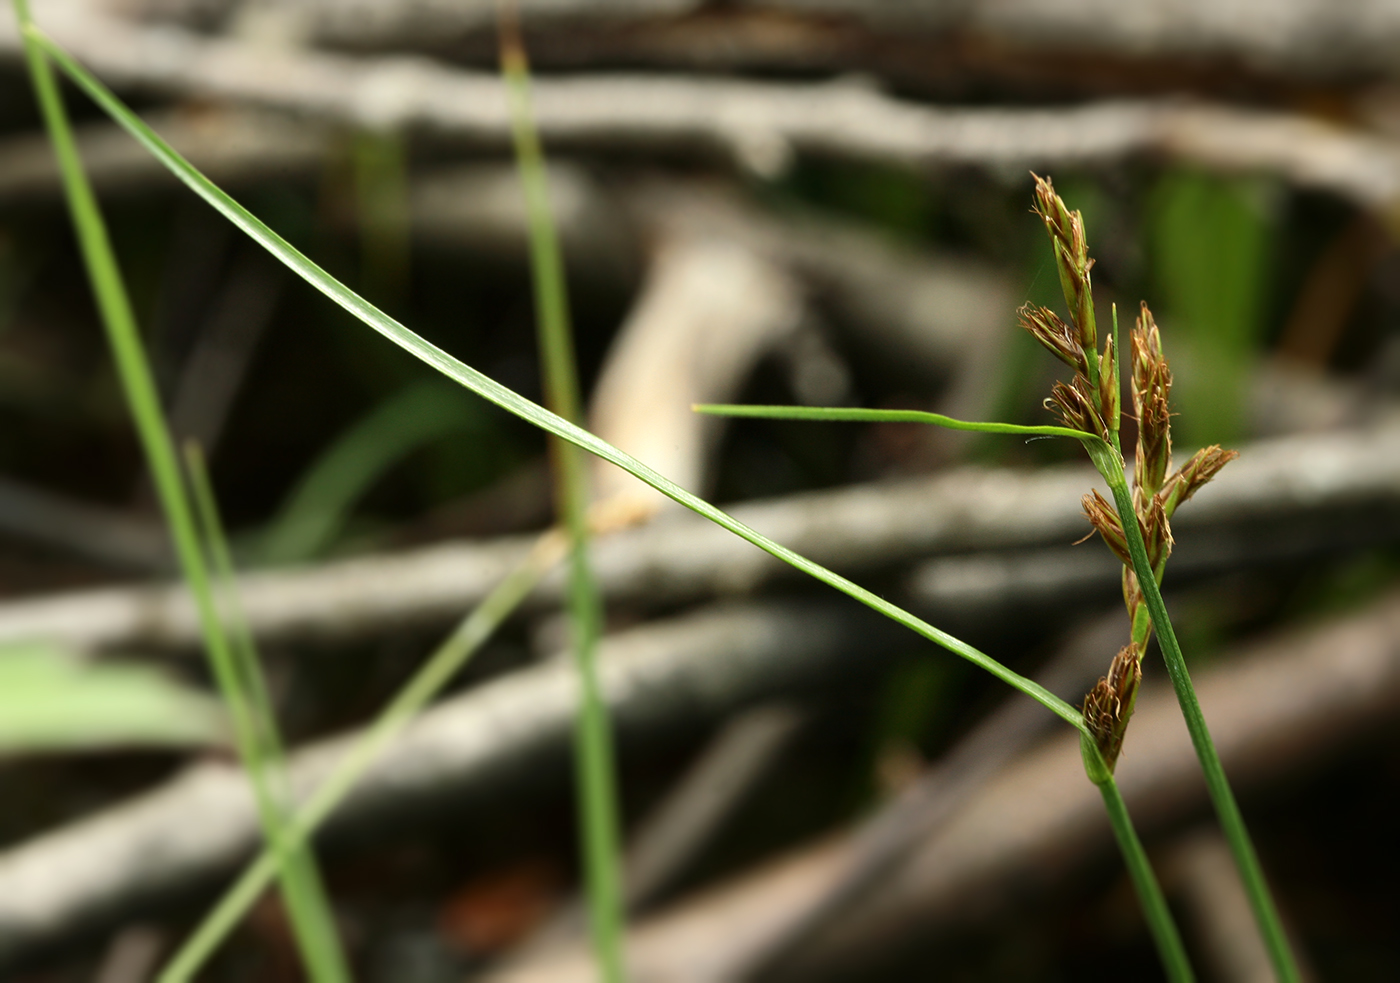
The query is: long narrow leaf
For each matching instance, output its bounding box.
[695,403,1092,439]
[32,27,1081,731]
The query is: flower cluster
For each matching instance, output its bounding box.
[1019,175,1238,773]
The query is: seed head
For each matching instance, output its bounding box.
[1019,303,1087,375]
[1083,643,1143,773]
[1047,377,1105,437]
[1131,303,1173,500]
[1082,489,1130,566]
[1122,567,1146,633]
[1082,486,1171,574]
[1141,493,1173,572]
[1098,334,1120,437]
[1032,174,1096,356]
[1162,445,1240,516]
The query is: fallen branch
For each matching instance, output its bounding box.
[123,0,1400,80]
[0,599,902,966]
[588,229,805,517]
[483,586,1400,982]
[2,421,1400,651]
[4,4,1400,208]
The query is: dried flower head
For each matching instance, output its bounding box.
[1131,303,1173,502]
[1019,303,1087,375]
[1032,174,1097,358]
[1047,377,1103,437]
[1083,643,1143,773]
[1161,445,1240,516]
[1024,176,1243,790]
[1082,489,1130,566]
[1097,334,1120,436]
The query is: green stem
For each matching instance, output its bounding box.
[11,6,347,980]
[1090,755,1194,983]
[1099,463,1299,983]
[501,20,626,981]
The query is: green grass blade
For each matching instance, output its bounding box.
[695,403,1091,440]
[708,404,1193,978]
[1093,762,1195,983]
[9,10,347,979]
[183,444,349,982]
[32,27,1079,730]
[501,16,625,982]
[158,532,566,982]
[183,446,283,760]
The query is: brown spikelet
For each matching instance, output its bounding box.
[1162,445,1240,516]
[1098,334,1120,435]
[1141,493,1174,572]
[1131,303,1173,500]
[1031,174,1097,355]
[1019,303,1087,375]
[1046,378,1102,436]
[1082,489,1131,565]
[1083,643,1143,772]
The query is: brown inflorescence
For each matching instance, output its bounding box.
[1083,643,1143,772]
[1131,303,1173,505]
[1021,176,1240,769]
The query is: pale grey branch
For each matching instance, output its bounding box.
[5,5,1400,208]
[2,421,1400,651]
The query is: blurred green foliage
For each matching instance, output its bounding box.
[0,641,224,752]
[260,378,512,564]
[1147,170,1275,447]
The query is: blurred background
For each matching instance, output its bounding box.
[1,0,1400,979]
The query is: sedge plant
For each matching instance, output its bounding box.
[20,19,1200,981]
[500,7,627,981]
[9,3,350,979]
[700,176,1300,981]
